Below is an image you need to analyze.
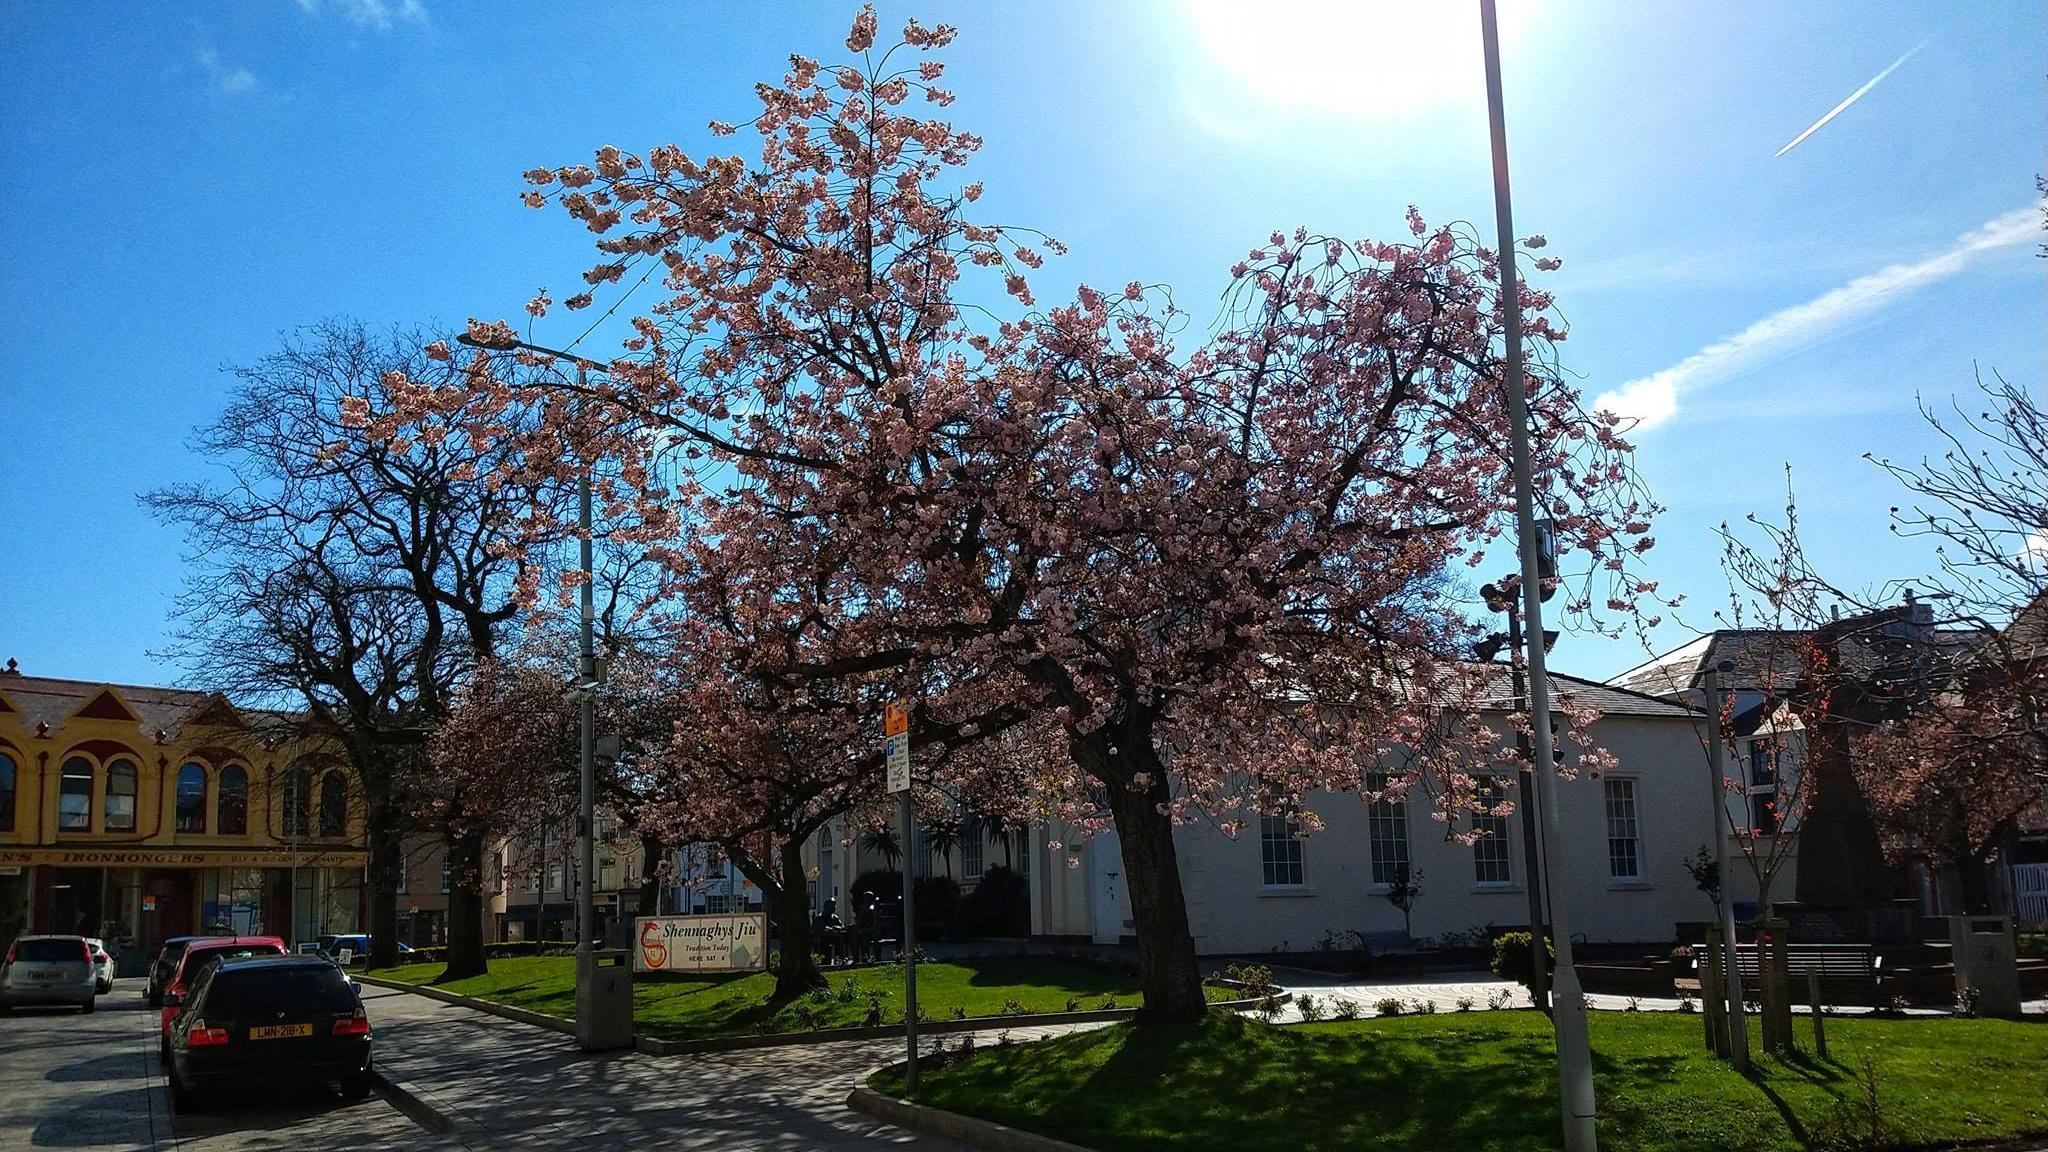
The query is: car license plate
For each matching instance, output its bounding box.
[249,1023,314,1040]
[29,972,56,981]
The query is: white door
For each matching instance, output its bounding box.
[1090,829,1129,945]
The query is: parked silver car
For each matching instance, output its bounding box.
[0,935,99,1013]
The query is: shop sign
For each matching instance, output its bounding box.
[0,847,368,869]
[633,913,766,973]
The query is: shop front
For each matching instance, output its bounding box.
[1,847,367,974]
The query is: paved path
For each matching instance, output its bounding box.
[0,977,450,1152]
[361,981,1077,1151]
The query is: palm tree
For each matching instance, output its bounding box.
[924,820,962,880]
[860,826,902,871]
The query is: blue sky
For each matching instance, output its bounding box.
[0,0,2040,689]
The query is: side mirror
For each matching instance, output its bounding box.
[349,980,363,999]
[162,991,183,1009]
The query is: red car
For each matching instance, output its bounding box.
[158,936,287,1056]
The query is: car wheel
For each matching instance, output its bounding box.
[80,997,95,1015]
[168,1066,205,1115]
[98,981,112,995]
[158,1036,170,1064]
[337,1072,373,1103]
[146,990,161,1009]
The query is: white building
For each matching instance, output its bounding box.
[815,670,1749,956]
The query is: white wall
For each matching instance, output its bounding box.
[1166,713,1722,955]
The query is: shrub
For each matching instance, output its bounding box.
[1065,995,1082,1013]
[951,1005,967,1020]
[1000,998,1029,1016]
[1489,931,1555,992]
[1677,992,1698,1014]
[1625,997,1642,1013]
[1455,996,1476,1012]
[1487,988,1514,1011]
[1955,986,1982,1018]
[863,991,887,1027]
[1257,995,1285,1021]
[834,978,860,1004]
[1373,997,1404,1016]
[958,866,1031,936]
[1331,998,1361,1021]
[1410,998,1437,1015]
[1296,993,1323,1021]
[1221,963,1279,998]
[1097,996,1119,1011]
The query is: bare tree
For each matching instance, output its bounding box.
[147,319,559,975]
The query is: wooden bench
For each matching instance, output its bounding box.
[1729,944,1882,1005]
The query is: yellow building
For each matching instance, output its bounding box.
[0,663,366,970]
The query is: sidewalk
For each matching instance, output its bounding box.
[360,982,1069,1150]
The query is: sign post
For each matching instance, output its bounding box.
[884,699,918,1091]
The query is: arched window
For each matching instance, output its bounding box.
[217,765,248,835]
[0,751,15,832]
[176,764,209,833]
[104,760,138,832]
[58,757,94,831]
[318,773,348,837]
[283,766,311,838]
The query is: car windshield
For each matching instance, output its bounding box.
[13,939,85,963]
[186,945,283,973]
[206,966,356,1014]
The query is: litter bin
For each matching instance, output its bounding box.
[1949,915,2021,1018]
[575,947,635,1051]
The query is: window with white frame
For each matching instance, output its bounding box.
[960,820,985,880]
[1260,815,1305,887]
[1747,739,1780,834]
[1472,777,1512,885]
[440,858,451,894]
[547,861,562,896]
[1604,778,1642,880]
[1367,774,1409,886]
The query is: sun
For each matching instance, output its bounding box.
[1180,0,1542,120]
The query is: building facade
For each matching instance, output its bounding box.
[0,668,366,971]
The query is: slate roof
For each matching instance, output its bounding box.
[1475,665,1698,719]
[0,672,282,744]
[1611,622,1984,701]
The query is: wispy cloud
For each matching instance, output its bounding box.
[197,46,256,94]
[1596,207,2036,430]
[296,0,428,31]
[1776,39,1926,157]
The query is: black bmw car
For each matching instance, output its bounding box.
[164,955,373,1113]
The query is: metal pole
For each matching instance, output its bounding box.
[900,791,920,1091]
[289,772,300,945]
[1506,599,1551,1014]
[1703,664,1750,1072]
[1479,4,1596,1147]
[578,361,597,956]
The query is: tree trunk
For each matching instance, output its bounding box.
[1102,747,1206,1028]
[364,789,403,969]
[636,836,663,918]
[441,831,488,981]
[770,837,822,999]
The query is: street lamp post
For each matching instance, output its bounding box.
[455,332,609,1046]
[1481,579,1551,1015]
[1479,3,1599,1149]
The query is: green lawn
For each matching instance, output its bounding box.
[875,1011,2048,1152]
[379,954,1203,1040]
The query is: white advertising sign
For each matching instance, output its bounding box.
[633,913,768,974]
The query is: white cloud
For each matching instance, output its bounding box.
[295,0,428,30]
[1595,207,2037,431]
[197,47,257,94]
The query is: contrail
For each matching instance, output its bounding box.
[1775,38,1927,157]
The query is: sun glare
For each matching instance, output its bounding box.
[1181,0,1541,120]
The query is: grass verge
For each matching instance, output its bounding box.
[379,954,1210,1040]
[874,1010,2048,1152]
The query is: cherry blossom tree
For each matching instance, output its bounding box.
[379,8,1658,1023]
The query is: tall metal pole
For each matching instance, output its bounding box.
[1702,664,1751,1071]
[1506,598,1551,1014]
[577,362,597,956]
[1480,4,1597,1147]
[900,792,920,1091]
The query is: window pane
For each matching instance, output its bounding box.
[1259,815,1304,887]
[217,766,248,835]
[1605,779,1641,880]
[176,764,208,833]
[1472,778,1512,884]
[104,760,137,832]
[1367,774,1409,886]
[59,758,93,830]
[318,774,347,837]
[0,751,15,832]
